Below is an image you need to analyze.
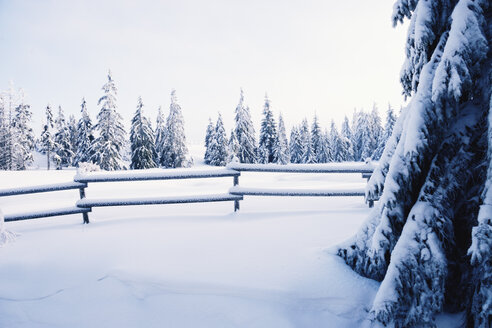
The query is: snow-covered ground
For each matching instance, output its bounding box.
[0,152,462,327]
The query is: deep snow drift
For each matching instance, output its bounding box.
[0,166,462,327]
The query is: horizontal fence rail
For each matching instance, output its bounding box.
[1,163,376,224]
[226,162,375,173]
[229,186,366,197]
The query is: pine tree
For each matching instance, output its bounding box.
[204,118,214,164]
[234,89,257,163]
[228,129,240,163]
[40,105,55,170]
[340,116,355,161]
[258,94,278,163]
[367,104,383,159]
[12,103,34,170]
[53,106,74,169]
[208,113,228,166]
[352,109,370,161]
[372,104,397,160]
[0,85,21,170]
[338,1,491,326]
[160,90,188,168]
[275,113,290,164]
[289,126,303,164]
[0,95,5,169]
[311,115,325,163]
[154,106,166,165]
[90,70,126,170]
[74,98,94,166]
[300,118,314,163]
[130,97,157,169]
[328,120,342,162]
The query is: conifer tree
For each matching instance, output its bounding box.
[12,103,34,170]
[275,114,290,164]
[130,97,157,169]
[300,118,314,163]
[228,129,240,163]
[40,105,55,170]
[53,106,74,169]
[367,104,383,159]
[289,126,303,164]
[328,120,342,162]
[234,89,257,163]
[0,85,21,170]
[74,98,94,166]
[160,90,188,168]
[258,95,278,163]
[340,116,355,161]
[311,115,325,163]
[338,1,491,326]
[204,118,214,164]
[372,104,397,160]
[154,106,166,164]
[90,70,126,170]
[208,113,228,166]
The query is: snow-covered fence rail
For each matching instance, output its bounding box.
[0,182,91,222]
[226,162,376,207]
[74,168,243,223]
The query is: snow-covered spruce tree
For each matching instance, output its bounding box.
[228,129,240,163]
[337,1,491,326]
[12,103,34,170]
[0,85,23,170]
[258,95,279,163]
[154,106,166,165]
[275,113,290,164]
[311,115,325,163]
[234,89,257,163]
[204,118,214,164]
[208,113,228,166]
[300,118,314,163]
[328,120,343,162]
[67,115,78,165]
[90,71,126,171]
[160,90,188,168]
[351,109,370,161]
[130,97,157,169]
[40,105,55,170]
[372,104,397,161]
[53,106,74,169]
[289,126,303,164]
[73,98,94,166]
[340,115,355,161]
[366,104,383,160]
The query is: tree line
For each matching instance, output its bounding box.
[204,90,397,166]
[0,72,189,171]
[0,74,396,171]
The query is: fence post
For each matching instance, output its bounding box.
[79,186,90,224]
[233,174,240,212]
[364,174,374,208]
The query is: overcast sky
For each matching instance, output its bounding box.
[0,0,408,144]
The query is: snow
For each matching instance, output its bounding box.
[229,186,365,197]
[0,166,461,327]
[227,162,375,173]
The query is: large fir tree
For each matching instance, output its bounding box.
[73,98,94,166]
[338,1,491,326]
[208,113,228,166]
[234,89,257,163]
[90,70,126,170]
[130,97,157,169]
[258,95,278,163]
[53,106,74,169]
[160,90,188,168]
[275,113,290,164]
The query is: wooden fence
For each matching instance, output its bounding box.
[0,163,375,224]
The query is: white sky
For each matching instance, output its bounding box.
[0,0,408,144]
